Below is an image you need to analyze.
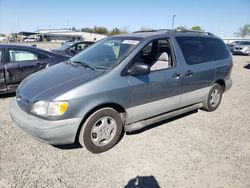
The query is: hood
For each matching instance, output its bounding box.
[18,62,105,101]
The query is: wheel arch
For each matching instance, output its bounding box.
[214,79,225,92]
[74,102,126,143]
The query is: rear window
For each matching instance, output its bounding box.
[176,36,229,65]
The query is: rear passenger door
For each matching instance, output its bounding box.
[175,36,215,107]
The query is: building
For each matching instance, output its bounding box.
[19,29,106,42]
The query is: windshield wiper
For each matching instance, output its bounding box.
[71,61,96,70]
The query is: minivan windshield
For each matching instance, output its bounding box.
[70,37,142,69]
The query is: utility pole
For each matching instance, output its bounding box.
[172,15,176,29]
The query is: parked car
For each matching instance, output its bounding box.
[10,30,233,153]
[232,41,250,55]
[0,44,69,94]
[226,41,241,52]
[24,38,38,42]
[52,41,94,57]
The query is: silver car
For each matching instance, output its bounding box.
[232,41,250,55]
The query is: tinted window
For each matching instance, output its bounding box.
[9,50,38,62]
[238,41,250,45]
[205,38,230,61]
[176,36,229,65]
[175,37,210,65]
[37,53,49,60]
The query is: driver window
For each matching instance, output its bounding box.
[133,39,173,71]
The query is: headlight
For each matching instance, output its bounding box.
[243,47,250,51]
[31,101,69,117]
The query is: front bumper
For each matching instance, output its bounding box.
[10,99,82,145]
[233,50,249,55]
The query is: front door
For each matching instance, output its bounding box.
[127,38,183,123]
[4,48,42,89]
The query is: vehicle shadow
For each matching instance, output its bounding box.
[53,130,126,151]
[124,175,160,188]
[126,109,198,135]
[243,63,250,69]
[52,110,198,150]
[52,141,82,150]
[0,93,16,99]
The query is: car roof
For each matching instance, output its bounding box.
[0,44,40,49]
[0,44,68,57]
[116,29,217,39]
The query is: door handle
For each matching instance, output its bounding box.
[173,73,181,80]
[185,70,193,77]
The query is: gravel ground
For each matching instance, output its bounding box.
[0,55,250,188]
[0,42,60,50]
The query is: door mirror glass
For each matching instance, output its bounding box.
[129,62,150,76]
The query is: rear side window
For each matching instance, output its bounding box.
[176,36,229,65]
[175,37,210,65]
[37,53,49,60]
[205,38,230,61]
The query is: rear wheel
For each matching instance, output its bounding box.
[79,108,123,153]
[202,83,223,112]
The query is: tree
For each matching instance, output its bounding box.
[234,24,250,37]
[120,26,129,34]
[191,26,202,31]
[109,27,122,35]
[176,26,186,31]
[93,26,109,35]
[81,27,94,33]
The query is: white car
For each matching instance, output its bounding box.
[24,38,38,42]
[233,41,250,55]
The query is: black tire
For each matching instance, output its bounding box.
[202,83,223,112]
[79,108,123,153]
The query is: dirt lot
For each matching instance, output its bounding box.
[0,55,250,188]
[0,42,61,50]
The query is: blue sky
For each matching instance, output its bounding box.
[0,0,249,36]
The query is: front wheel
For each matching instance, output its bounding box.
[202,83,223,112]
[79,108,123,153]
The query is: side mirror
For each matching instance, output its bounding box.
[129,62,150,76]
